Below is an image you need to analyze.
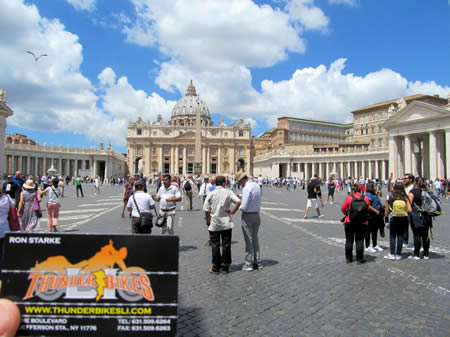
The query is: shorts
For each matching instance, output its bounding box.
[307,198,318,209]
[328,188,335,196]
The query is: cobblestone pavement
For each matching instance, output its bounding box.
[34,184,450,336]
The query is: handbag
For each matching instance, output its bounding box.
[154,208,167,228]
[7,196,21,231]
[32,192,43,218]
[132,193,153,233]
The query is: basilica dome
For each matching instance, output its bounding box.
[171,81,211,119]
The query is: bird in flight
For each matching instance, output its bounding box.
[27,51,48,61]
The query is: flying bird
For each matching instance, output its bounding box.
[27,51,47,61]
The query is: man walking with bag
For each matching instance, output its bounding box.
[127,181,155,234]
[203,176,241,274]
[235,171,263,271]
[152,174,182,235]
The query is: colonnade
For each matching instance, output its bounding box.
[5,154,110,178]
[389,129,449,180]
[270,159,389,180]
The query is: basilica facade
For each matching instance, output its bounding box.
[126,81,253,177]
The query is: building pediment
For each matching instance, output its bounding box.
[383,101,450,129]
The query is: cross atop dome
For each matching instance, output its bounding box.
[185,80,197,96]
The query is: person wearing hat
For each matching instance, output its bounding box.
[17,179,41,232]
[126,181,155,234]
[235,170,263,271]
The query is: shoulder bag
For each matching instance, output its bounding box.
[33,192,43,218]
[7,196,21,231]
[132,193,153,233]
[154,207,167,228]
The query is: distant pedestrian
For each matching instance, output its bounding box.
[235,171,263,271]
[183,175,194,211]
[94,176,100,195]
[122,176,134,218]
[304,177,322,219]
[152,174,182,235]
[341,184,370,264]
[326,177,336,204]
[199,176,213,246]
[74,175,84,198]
[203,176,241,274]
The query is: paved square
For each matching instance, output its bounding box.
[32,184,450,336]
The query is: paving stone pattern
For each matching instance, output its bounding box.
[38,184,450,336]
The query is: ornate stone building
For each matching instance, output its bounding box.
[127,81,252,177]
[253,94,450,180]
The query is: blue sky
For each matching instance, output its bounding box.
[2,0,449,153]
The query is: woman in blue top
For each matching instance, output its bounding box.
[365,182,383,253]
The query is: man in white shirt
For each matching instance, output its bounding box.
[152,174,182,235]
[257,175,263,192]
[235,171,262,271]
[127,181,155,234]
[182,175,194,211]
[203,176,241,274]
[434,178,442,201]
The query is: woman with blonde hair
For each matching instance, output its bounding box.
[17,179,41,232]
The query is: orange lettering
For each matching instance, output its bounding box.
[119,276,131,292]
[105,275,115,289]
[58,275,68,289]
[37,275,50,294]
[69,275,77,287]
[24,273,42,300]
[49,276,59,290]
[139,275,155,301]
[131,277,140,295]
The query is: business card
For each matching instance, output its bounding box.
[1,233,179,336]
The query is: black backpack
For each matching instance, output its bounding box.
[184,180,192,191]
[349,195,368,224]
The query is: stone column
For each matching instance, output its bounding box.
[286,160,291,177]
[375,160,379,179]
[206,146,210,174]
[17,155,22,172]
[429,132,437,180]
[246,147,251,176]
[347,161,351,178]
[159,146,164,175]
[145,146,151,177]
[74,159,78,177]
[170,146,174,176]
[382,160,386,180]
[183,146,187,176]
[446,129,450,179]
[129,146,135,175]
[361,161,366,179]
[174,146,179,176]
[202,146,206,174]
[388,136,398,179]
[422,136,429,178]
[218,146,222,175]
[368,160,372,179]
[0,116,6,176]
[305,162,310,180]
[437,132,445,179]
[404,135,412,174]
[340,162,344,178]
[319,163,324,179]
[93,160,98,177]
[271,162,278,178]
[353,161,358,179]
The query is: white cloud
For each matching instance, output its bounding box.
[66,0,96,12]
[286,0,329,32]
[122,0,308,70]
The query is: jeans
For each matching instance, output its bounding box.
[241,213,261,265]
[344,222,365,262]
[76,185,84,197]
[209,229,232,271]
[389,217,407,256]
[413,220,431,257]
[365,219,378,248]
[436,188,441,201]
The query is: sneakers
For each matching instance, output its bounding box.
[357,259,366,265]
[384,254,396,260]
[318,215,324,218]
[209,268,220,275]
[365,246,376,253]
[374,245,384,252]
[395,255,402,260]
[402,243,408,248]
[241,264,254,271]
[423,256,430,260]
[408,255,420,260]
[303,215,308,219]
[253,263,263,270]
